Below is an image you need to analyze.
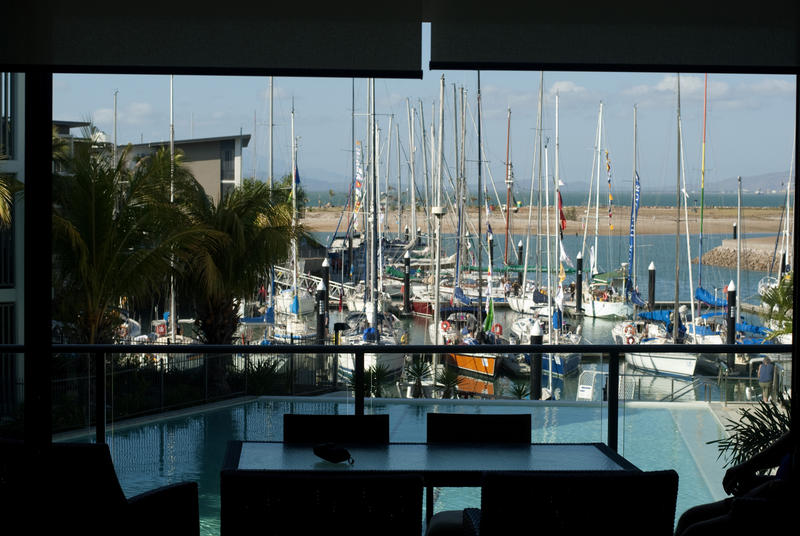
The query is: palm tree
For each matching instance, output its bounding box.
[52,142,207,343]
[760,272,793,341]
[180,178,298,345]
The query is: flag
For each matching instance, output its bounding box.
[483,296,494,333]
[558,191,567,231]
[559,241,574,268]
[293,162,300,184]
[559,262,566,284]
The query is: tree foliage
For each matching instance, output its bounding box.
[760,272,793,340]
[180,178,299,344]
[52,141,210,343]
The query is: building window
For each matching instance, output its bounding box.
[1,72,13,160]
[221,140,234,181]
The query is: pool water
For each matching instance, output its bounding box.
[74,397,726,535]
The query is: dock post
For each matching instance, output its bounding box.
[648,262,656,311]
[529,322,543,400]
[403,250,411,314]
[726,281,737,370]
[575,253,583,314]
[322,257,330,307]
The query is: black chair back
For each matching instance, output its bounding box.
[478,470,679,536]
[283,413,390,444]
[221,471,423,536]
[426,413,531,444]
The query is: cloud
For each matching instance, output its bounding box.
[548,80,587,97]
[739,78,795,97]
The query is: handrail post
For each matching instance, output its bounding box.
[355,350,365,415]
[608,350,619,453]
[95,351,105,445]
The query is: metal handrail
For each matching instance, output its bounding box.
[5,342,792,451]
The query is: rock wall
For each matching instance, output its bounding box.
[693,246,777,272]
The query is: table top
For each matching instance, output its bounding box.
[224,441,638,484]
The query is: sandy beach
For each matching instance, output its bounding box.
[301,205,789,236]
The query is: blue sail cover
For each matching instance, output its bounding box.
[695,286,727,307]
[452,286,471,305]
[638,309,684,337]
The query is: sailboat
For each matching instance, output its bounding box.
[338,78,403,380]
[507,92,581,383]
[273,104,316,342]
[618,74,708,377]
[508,73,550,315]
[576,102,633,320]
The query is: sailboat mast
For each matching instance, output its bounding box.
[269,77,274,189]
[784,129,795,272]
[169,75,176,340]
[522,73,543,295]
[407,99,417,244]
[699,73,708,287]
[371,79,379,323]
[291,101,298,299]
[477,71,484,329]
[737,176,742,324]
[673,75,681,341]
[632,105,638,290]
[504,108,512,265]
[555,92,561,341]
[432,75,445,346]
[594,103,603,276]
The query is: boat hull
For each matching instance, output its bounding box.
[446,353,498,378]
[625,351,697,377]
[336,352,405,382]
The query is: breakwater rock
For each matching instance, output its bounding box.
[693,246,775,272]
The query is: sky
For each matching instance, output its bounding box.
[52,27,796,196]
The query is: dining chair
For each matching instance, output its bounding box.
[220,470,423,536]
[0,438,199,536]
[282,413,390,444]
[467,469,679,536]
[425,413,531,535]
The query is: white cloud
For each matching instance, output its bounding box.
[548,80,586,97]
[740,78,795,96]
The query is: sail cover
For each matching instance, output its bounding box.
[695,286,727,307]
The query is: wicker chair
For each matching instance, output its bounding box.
[283,413,390,444]
[425,413,531,535]
[220,470,423,536]
[0,438,199,536]
[466,469,679,536]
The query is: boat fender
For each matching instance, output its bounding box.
[626,336,635,345]
[441,320,451,331]
[493,323,503,335]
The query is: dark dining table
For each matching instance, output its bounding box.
[222,440,639,487]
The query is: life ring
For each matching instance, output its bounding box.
[156,323,166,336]
[626,336,635,345]
[441,320,451,331]
[493,323,503,335]
[623,324,635,337]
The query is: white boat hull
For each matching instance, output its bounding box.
[582,299,633,319]
[625,351,697,377]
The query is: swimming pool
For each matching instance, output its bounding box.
[64,396,727,535]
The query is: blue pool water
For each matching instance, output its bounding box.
[67,397,727,535]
